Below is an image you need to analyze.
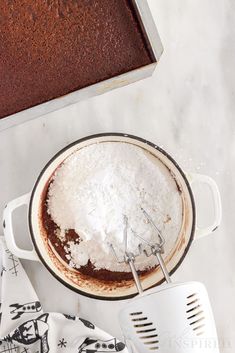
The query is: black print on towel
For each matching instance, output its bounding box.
[0,341,18,353]
[58,338,67,348]
[4,313,50,353]
[63,314,76,321]
[5,250,19,277]
[63,315,95,329]
[10,301,42,320]
[1,266,6,277]
[78,338,126,352]
[79,318,95,329]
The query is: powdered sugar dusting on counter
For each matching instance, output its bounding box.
[46,142,183,272]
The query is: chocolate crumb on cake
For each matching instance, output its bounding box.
[0,0,154,119]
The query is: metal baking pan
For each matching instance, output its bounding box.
[0,0,163,132]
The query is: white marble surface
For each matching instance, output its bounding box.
[0,0,234,351]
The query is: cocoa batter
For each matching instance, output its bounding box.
[41,182,154,282]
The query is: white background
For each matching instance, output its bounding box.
[0,0,234,351]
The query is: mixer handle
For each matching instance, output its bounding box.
[3,193,39,261]
[187,173,222,239]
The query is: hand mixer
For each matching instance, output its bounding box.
[110,210,220,353]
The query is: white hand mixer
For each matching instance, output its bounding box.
[110,210,220,353]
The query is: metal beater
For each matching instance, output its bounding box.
[110,209,220,353]
[109,208,171,292]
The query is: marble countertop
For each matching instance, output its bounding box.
[0,0,234,351]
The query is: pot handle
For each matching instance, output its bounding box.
[3,193,39,261]
[187,173,222,239]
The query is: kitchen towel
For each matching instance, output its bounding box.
[0,237,127,353]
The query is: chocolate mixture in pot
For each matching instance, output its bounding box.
[0,0,154,119]
[40,142,183,282]
[41,185,150,282]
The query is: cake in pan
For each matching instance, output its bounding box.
[0,0,154,119]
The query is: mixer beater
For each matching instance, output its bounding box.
[109,208,171,290]
[110,209,220,353]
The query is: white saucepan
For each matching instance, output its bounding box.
[3,133,222,300]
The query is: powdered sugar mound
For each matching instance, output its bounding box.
[47,142,183,271]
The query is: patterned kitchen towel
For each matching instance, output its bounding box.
[0,237,127,353]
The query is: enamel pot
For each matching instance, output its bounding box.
[3,133,222,300]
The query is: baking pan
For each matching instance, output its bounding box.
[0,0,163,132]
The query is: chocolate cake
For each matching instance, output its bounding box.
[0,0,154,119]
